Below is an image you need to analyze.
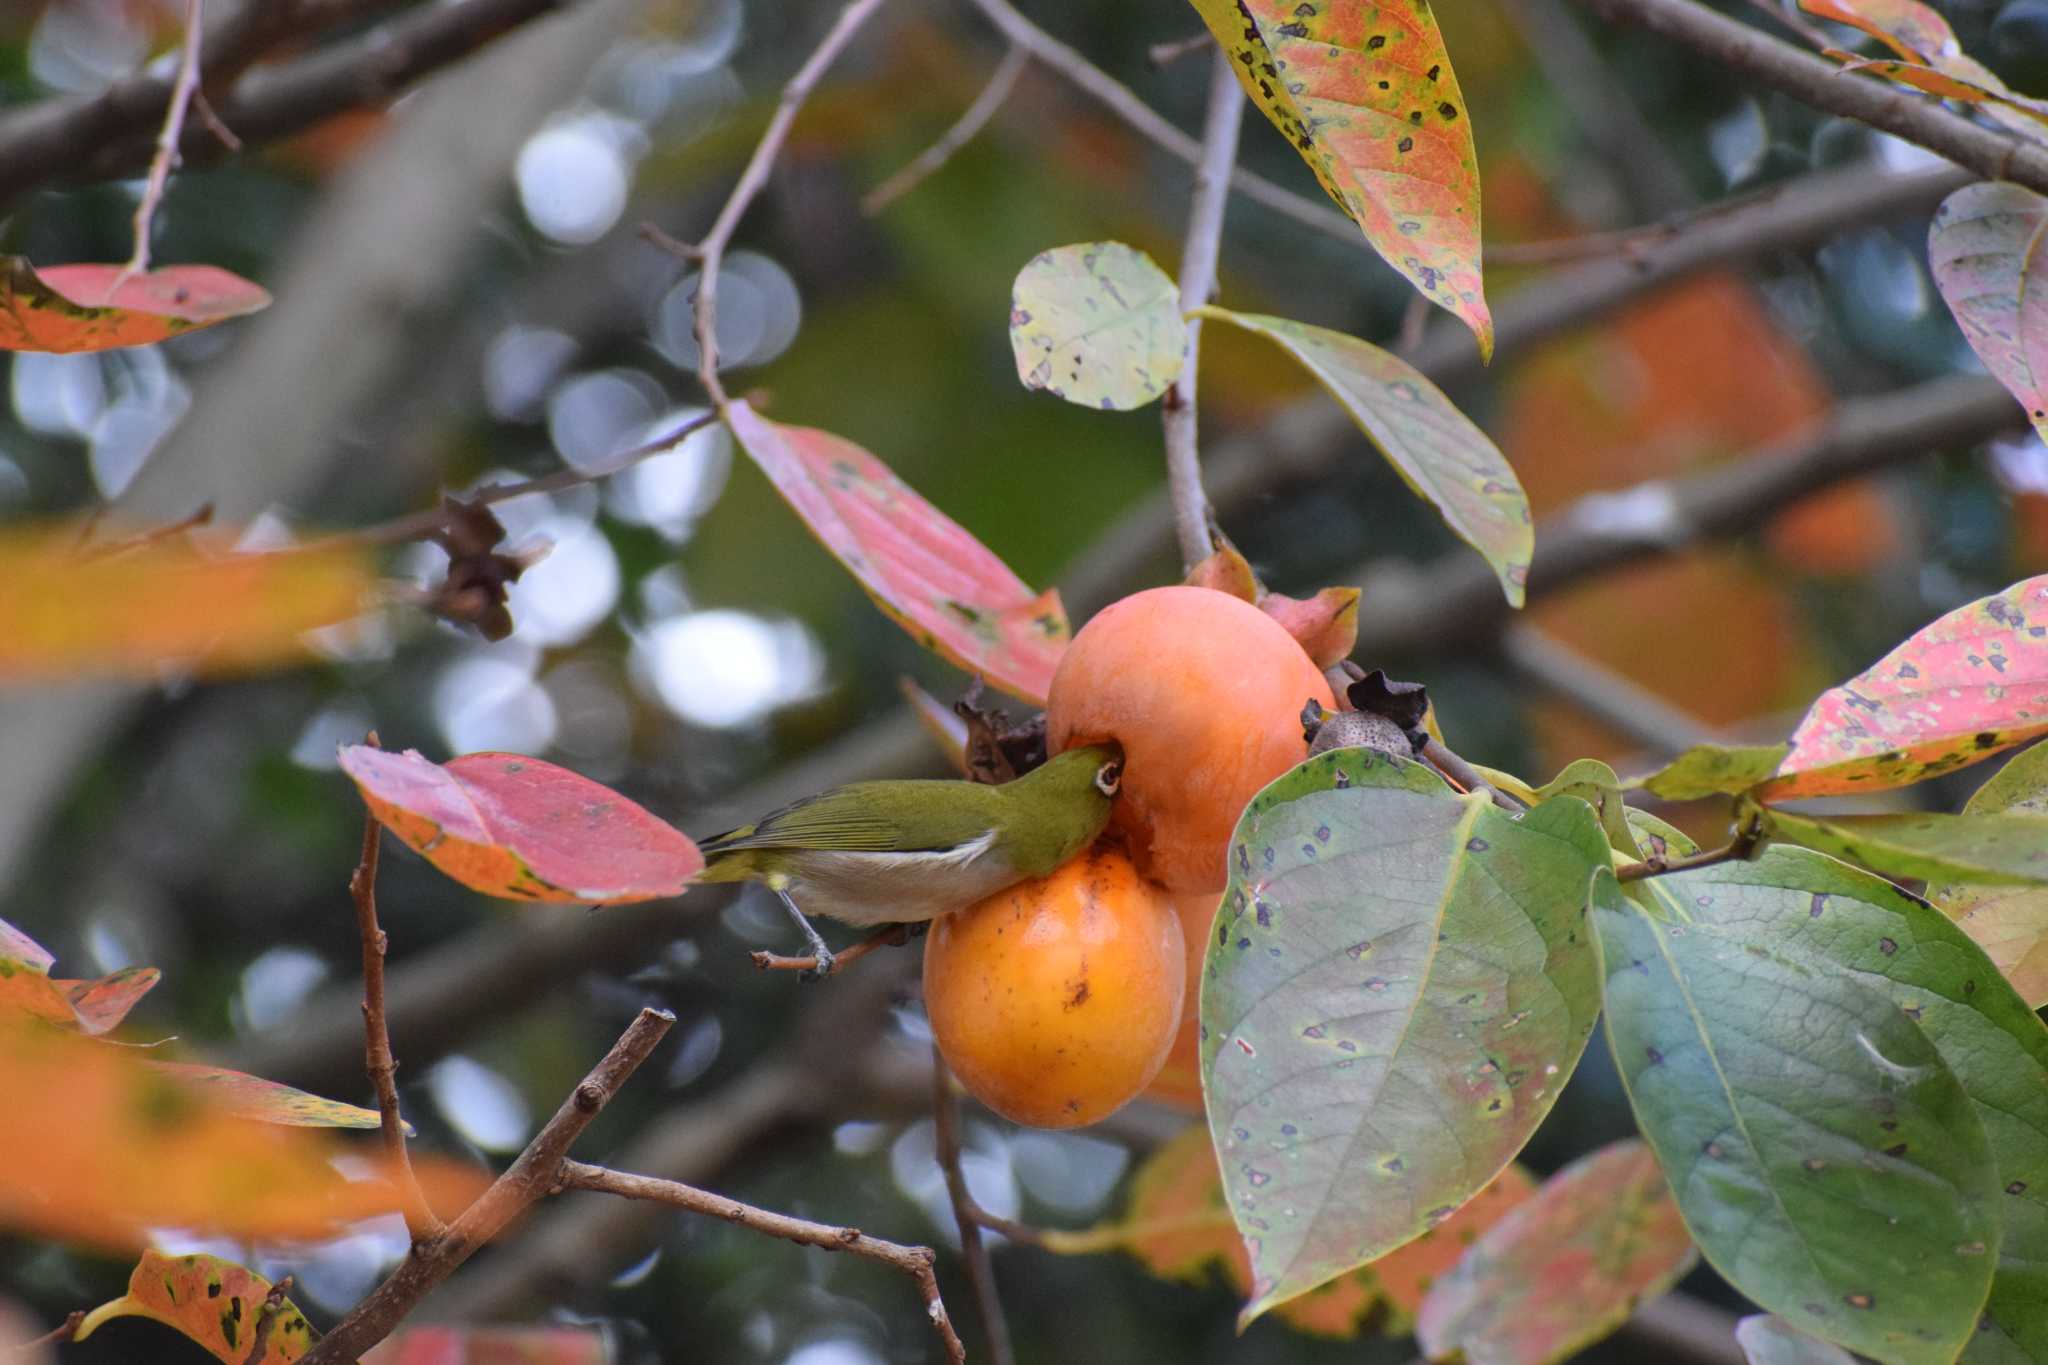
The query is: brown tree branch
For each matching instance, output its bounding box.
[932,1045,1012,1365]
[559,1161,966,1363]
[1499,623,1715,757]
[1575,0,2048,196]
[349,801,441,1243]
[663,0,886,406]
[752,922,912,975]
[3,1311,82,1358]
[1161,49,1244,571]
[863,44,1030,215]
[299,1007,675,1365]
[120,0,212,282]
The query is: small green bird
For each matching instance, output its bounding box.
[697,744,1124,975]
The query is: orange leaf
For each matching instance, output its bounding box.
[365,1326,612,1363]
[0,524,375,681]
[142,1062,390,1130]
[0,258,269,352]
[1760,574,2048,800]
[338,746,704,903]
[0,1020,487,1248]
[726,400,1070,706]
[0,916,160,1035]
[1184,543,1260,602]
[1370,1164,1539,1323]
[75,1250,314,1363]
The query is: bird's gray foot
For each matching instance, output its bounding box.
[777,890,836,981]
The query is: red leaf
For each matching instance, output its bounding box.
[726,400,1070,704]
[55,968,161,1035]
[0,258,269,353]
[143,1062,389,1130]
[1929,183,2048,447]
[338,746,704,903]
[1261,587,1360,669]
[0,917,159,1036]
[365,1326,610,1364]
[0,921,52,974]
[1417,1138,1696,1365]
[1760,574,2048,800]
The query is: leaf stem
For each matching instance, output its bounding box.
[1615,815,1765,882]
[1161,49,1244,571]
[117,0,210,286]
[863,45,1029,214]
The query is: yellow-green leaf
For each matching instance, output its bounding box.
[1008,242,1186,410]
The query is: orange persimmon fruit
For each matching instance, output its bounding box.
[1046,585,1334,894]
[1139,887,1223,1113]
[924,844,1184,1129]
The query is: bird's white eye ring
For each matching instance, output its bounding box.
[1095,760,1123,797]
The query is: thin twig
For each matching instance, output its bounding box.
[298,1007,676,1365]
[349,794,441,1243]
[239,1277,296,1365]
[324,408,721,549]
[961,0,1361,249]
[1616,814,1766,881]
[932,1045,1013,1365]
[1500,623,1715,758]
[1161,48,1243,572]
[1148,31,1213,67]
[4,1311,83,1357]
[863,44,1029,214]
[752,922,910,975]
[558,1161,966,1363]
[117,0,207,284]
[663,0,886,406]
[71,502,214,562]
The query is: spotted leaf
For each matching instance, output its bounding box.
[726,400,1069,704]
[1937,741,2048,1007]
[1735,1315,1859,1365]
[338,746,703,903]
[1008,242,1185,410]
[0,259,268,353]
[1186,0,1491,354]
[74,1250,314,1363]
[1800,0,2048,141]
[1627,742,1791,801]
[1931,184,2048,449]
[1632,847,2048,1361]
[1202,748,1607,1323]
[142,1062,394,1131]
[1195,308,1530,604]
[1763,806,2048,886]
[0,523,375,682]
[1415,1139,1695,1365]
[1759,573,2048,799]
[1592,870,1998,1365]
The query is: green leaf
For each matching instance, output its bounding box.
[1202,748,1608,1322]
[1007,242,1185,411]
[1184,0,1491,355]
[1193,308,1530,605]
[1415,1138,1696,1365]
[1626,807,1702,861]
[1763,807,2048,886]
[1592,870,1999,1364]
[1937,741,2048,1008]
[1736,1315,1859,1365]
[1626,743,1790,801]
[144,1062,401,1132]
[1535,758,1640,856]
[1632,848,2048,1358]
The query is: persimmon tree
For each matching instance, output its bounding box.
[7,0,2048,1363]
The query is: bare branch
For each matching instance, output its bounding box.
[1499,624,1716,758]
[348,796,442,1243]
[752,922,911,975]
[1576,0,2048,196]
[931,1045,1012,1365]
[3,1310,83,1357]
[120,0,211,282]
[560,1161,966,1363]
[664,0,886,406]
[299,1007,675,1365]
[1148,32,1213,67]
[863,45,1030,214]
[1161,50,1244,571]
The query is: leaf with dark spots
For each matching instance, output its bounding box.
[1630,847,2048,1358]
[1187,0,1490,351]
[1760,573,2048,800]
[75,1250,314,1363]
[0,258,269,352]
[726,401,1070,704]
[1415,1139,1696,1365]
[1203,752,1607,1322]
[1592,870,1997,1364]
[1763,806,2048,886]
[1007,242,1185,410]
[1934,739,2048,1009]
[338,746,703,903]
[1195,308,1530,604]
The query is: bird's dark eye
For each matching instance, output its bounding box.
[1095,760,1123,797]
